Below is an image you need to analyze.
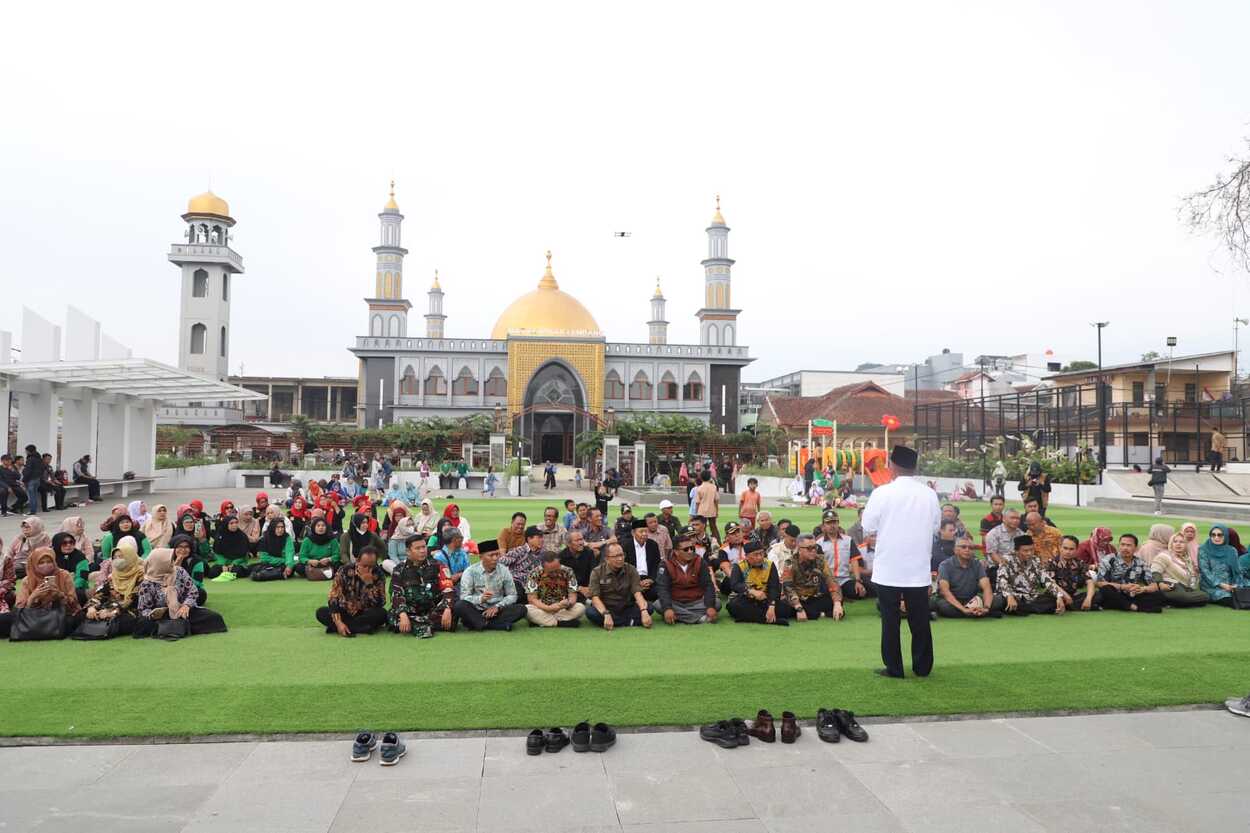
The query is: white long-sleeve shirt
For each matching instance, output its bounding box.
[861,476,940,587]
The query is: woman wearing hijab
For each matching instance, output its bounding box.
[236,506,262,554]
[143,504,174,548]
[134,548,227,637]
[170,533,207,604]
[1198,524,1250,607]
[414,498,439,537]
[0,546,82,638]
[127,500,151,527]
[296,516,340,580]
[442,503,471,543]
[7,516,52,579]
[1226,527,1247,555]
[382,500,417,567]
[59,516,94,564]
[1138,523,1175,564]
[211,515,253,580]
[99,503,127,532]
[1179,522,1201,568]
[339,512,385,567]
[51,531,91,604]
[1151,533,1209,607]
[288,496,310,543]
[1074,527,1114,568]
[81,536,145,635]
[253,516,296,581]
[98,513,151,561]
[176,512,213,561]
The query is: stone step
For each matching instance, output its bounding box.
[1091,496,1250,522]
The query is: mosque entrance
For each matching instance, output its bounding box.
[518,361,591,467]
[538,414,573,465]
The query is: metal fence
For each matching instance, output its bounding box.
[914,384,1249,467]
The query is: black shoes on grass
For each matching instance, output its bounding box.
[533,722,612,754]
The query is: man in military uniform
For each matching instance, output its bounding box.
[586,542,654,630]
[782,533,845,621]
[388,536,454,637]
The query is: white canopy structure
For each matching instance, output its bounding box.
[1,307,263,479]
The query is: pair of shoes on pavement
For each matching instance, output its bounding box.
[815,709,869,743]
[744,709,802,744]
[700,717,753,748]
[560,721,615,753]
[527,727,571,754]
[1226,693,1250,717]
[352,730,406,765]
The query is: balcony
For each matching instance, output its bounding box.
[157,405,244,425]
[353,336,508,353]
[168,244,244,273]
[605,342,751,360]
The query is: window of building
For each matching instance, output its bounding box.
[1154,383,1167,403]
[425,367,447,396]
[683,371,704,401]
[189,323,206,354]
[605,370,625,399]
[1132,432,1149,447]
[399,365,418,395]
[453,367,478,396]
[629,370,652,400]
[219,326,227,357]
[370,314,383,336]
[658,371,678,400]
[1184,383,1196,403]
[1132,381,1144,406]
[485,368,507,397]
[192,269,208,298]
[222,274,229,301]
[387,315,400,337]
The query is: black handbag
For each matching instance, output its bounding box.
[71,617,119,640]
[9,607,68,641]
[1231,588,1250,610]
[250,564,286,582]
[157,617,190,640]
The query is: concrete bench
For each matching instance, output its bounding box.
[63,477,159,501]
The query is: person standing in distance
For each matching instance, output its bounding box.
[861,445,940,678]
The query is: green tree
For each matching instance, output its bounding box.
[1060,360,1098,372]
[1141,351,1162,362]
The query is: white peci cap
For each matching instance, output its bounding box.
[658,499,674,509]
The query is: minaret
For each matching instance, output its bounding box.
[169,190,244,381]
[425,269,446,338]
[648,276,668,344]
[696,194,740,346]
[365,180,412,338]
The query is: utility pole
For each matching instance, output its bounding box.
[979,358,987,493]
[1235,318,1248,386]
[1093,322,1110,478]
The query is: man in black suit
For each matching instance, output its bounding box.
[624,518,661,602]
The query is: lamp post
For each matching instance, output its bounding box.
[1235,318,1248,385]
[1093,322,1110,475]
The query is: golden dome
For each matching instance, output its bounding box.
[385,179,399,211]
[711,193,725,226]
[186,190,230,217]
[490,251,602,339]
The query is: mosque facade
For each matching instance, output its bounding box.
[348,187,753,464]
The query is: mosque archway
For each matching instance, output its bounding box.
[518,360,589,466]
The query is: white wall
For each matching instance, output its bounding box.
[153,462,236,491]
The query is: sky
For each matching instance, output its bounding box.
[3,0,1250,382]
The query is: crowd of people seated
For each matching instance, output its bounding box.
[4,470,1249,641]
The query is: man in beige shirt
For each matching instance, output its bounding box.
[694,471,721,542]
[1211,428,1227,472]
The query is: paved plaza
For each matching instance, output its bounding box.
[0,708,1246,832]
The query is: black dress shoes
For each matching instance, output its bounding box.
[816,709,841,743]
[544,727,570,753]
[571,721,592,752]
[526,729,546,755]
[832,709,869,742]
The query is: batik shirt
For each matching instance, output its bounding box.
[1046,556,1091,596]
[1097,554,1152,586]
[501,545,543,586]
[388,558,452,635]
[984,524,1023,563]
[539,524,568,555]
[524,565,579,606]
[136,568,199,618]
[783,556,841,606]
[327,563,387,616]
[1028,525,1064,561]
[996,555,1059,601]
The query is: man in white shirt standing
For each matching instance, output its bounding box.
[861,445,940,678]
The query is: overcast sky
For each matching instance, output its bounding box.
[3,0,1249,382]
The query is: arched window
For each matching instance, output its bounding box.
[189,323,206,354]
[424,366,447,396]
[485,368,507,397]
[683,371,704,401]
[387,315,400,337]
[370,314,383,336]
[453,366,478,396]
[192,269,208,298]
[400,365,418,395]
[604,370,625,399]
[658,371,678,400]
[219,326,227,357]
[629,370,652,401]
[222,274,229,301]
[723,324,734,345]
[706,324,719,345]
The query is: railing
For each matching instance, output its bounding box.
[157,405,244,421]
[354,336,507,352]
[605,342,750,359]
[167,244,243,270]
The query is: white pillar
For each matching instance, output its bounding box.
[15,384,58,458]
[61,394,98,470]
[128,402,157,477]
[633,441,646,487]
[96,402,132,479]
[489,432,506,469]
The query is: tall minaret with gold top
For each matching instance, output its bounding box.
[648,277,668,344]
[425,270,446,338]
[365,181,411,338]
[696,195,739,346]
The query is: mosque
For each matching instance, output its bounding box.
[348,185,753,464]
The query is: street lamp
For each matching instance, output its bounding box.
[1093,322,1110,473]
[1235,319,1248,384]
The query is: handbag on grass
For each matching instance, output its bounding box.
[10,607,68,641]
[250,565,286,582]
[72,617,119,640]
[157,617,190,640]
[1231,588,1250,610]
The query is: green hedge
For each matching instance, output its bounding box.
[155,455,222,470]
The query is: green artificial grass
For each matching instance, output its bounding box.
[1,498,1243,739]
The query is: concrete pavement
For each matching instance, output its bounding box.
[0,708,1246,832]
